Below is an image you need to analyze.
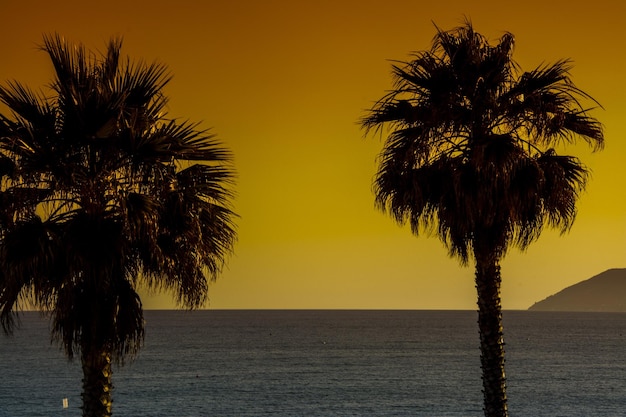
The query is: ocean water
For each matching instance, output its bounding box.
[0,310,624,417]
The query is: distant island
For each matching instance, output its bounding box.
[528,268,626,312]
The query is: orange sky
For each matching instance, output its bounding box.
[1,0,624,310]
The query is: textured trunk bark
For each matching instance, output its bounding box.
[81,346,113,417]
[474,250,508,417]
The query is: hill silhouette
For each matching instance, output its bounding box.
[528,268,626,312]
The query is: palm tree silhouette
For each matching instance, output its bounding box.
[0,35,236,417]
[362,22,603,417]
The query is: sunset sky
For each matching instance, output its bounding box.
[1,0,624,310]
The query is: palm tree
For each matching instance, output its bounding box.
[0,35,236,417]
[362,22,603,417]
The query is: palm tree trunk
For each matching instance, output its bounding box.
[474,249,508,417]
[81,345,113,417]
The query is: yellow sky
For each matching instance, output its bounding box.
[1,0,624,310]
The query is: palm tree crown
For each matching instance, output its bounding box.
[0,35,236,416]
[363,23,603,263]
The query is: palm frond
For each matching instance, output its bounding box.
[545,110,604,150]
[99,37,123,85]
[536,150,588,231]
[0,81,54,129]
[116,60,171,108]
[111,278,144,361]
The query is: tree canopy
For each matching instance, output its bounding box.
[0,34,237,361]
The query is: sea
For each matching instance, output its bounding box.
[0,310,624,417]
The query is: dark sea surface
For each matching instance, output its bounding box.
[0,310,625,417]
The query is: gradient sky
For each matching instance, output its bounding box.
[1,0,624,310]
